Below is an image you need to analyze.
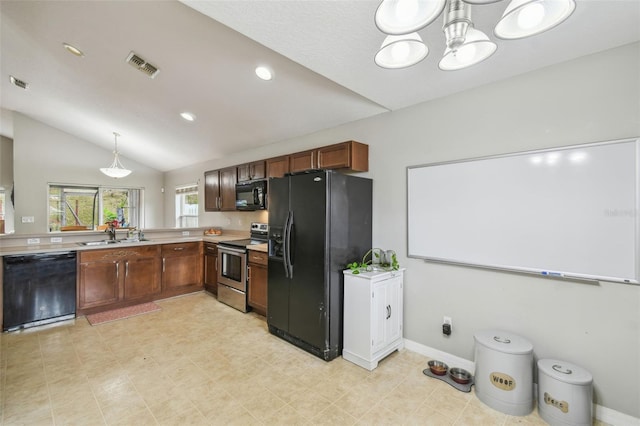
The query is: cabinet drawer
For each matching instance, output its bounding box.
[161,242,200,256]
[248,250,267,265]
[80,245,159,262]
[204,242,217,255]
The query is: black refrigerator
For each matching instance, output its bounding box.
[267,170,372,361]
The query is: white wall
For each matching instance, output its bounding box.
[12,113,165,233]
[0,135,14,233]
[167,42,640,419]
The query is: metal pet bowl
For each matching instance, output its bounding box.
[427,360,448,376]
[449,367,472,384]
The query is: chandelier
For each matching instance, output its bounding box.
[100,132,132,178]
[374,0,576,70]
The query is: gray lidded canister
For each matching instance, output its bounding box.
[474,330,534,416]
[537,359,593,426]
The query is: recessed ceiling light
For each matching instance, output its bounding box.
[63,42,84,57]
[180,112,196,122]
[255,66,273,81]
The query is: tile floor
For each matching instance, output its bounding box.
[0,292,605,425]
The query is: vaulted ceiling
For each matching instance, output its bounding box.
[1,0,638,171]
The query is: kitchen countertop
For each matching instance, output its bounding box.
[0,232,251,256]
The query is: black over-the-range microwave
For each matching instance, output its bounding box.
[235,180,267,211]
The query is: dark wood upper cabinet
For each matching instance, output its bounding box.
[237,160,266,182]
[289,141,368,174]
[318,141,368,172]
[289,150,317,174]
[204,167,237,211]
[219,167,237,211]
[206,141,368,211]
[204,170,221,211]
[266,156,290,179]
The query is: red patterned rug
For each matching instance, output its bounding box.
[86,302,161,326]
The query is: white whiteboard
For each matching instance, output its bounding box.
[407,138,640,284]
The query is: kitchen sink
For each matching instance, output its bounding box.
[79,240,121,246]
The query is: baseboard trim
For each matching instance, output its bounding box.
[403,338,475,373]
[403,338,640,426]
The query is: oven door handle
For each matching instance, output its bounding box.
[218,245,247,255]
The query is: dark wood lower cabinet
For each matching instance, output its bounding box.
[78,246,161,315]
[77,242,202,316]
[203,242,218,295]
[247,250,268,316]
[124,255,161,300]
[161,242,203,297]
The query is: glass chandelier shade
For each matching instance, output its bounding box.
[494,0,576,40]
[375,0,446,35]
[100,132,132,178]
[439,27,497,70]
[375,33,429,69]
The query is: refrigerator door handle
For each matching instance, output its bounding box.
[283,211,292,278]
[285,211,294,278]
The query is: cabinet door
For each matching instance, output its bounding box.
[384,276,403,345]
[78,260,119,309]
[124,256,161,300]
[289,150,317,173]
[162,243,202,291]
[372,275,403,353]
[203,244,218,294]
[317,141,369,172]
[238,161,266,182]
[204,170,220,211]
[219,166,237,211]
[266,156,290,178]
[371,283,387,353]
[317,142,351,169]
[247,263,268,315]
[237,164,251,183]
[250,161,266,180]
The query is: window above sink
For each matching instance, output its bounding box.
[48,184,143,232]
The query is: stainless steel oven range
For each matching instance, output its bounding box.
[217,222,268,312]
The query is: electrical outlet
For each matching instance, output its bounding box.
[50,237,63,243]
[443,316,452,336]
[21,216,35,223]
[182,231,190,236]
[27,238,40,245]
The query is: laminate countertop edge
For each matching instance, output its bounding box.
[0,235,259,256]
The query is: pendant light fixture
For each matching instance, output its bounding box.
[100,132,132,178]
[373,0,575,71]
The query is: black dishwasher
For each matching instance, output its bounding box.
[3,251,77,331]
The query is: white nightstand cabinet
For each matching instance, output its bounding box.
[342,268,405,370]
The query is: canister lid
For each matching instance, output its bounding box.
[474,330,533,354]
[537,359,593,385]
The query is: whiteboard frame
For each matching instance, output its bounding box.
[406,138,640,285]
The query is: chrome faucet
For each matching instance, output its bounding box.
[105,223,116,241]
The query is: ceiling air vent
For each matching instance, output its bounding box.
[9,75,28,90]
[125,51,160,79]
